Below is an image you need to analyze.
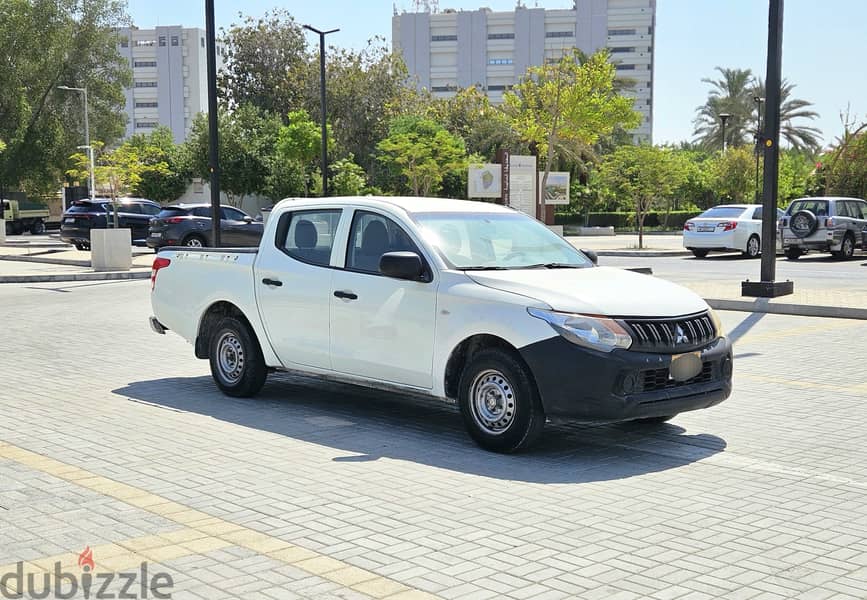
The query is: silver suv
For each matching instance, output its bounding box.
[779,197,867,260]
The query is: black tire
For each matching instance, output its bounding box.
[458,347,545,453]
[29,220,45,235]
[743,235,760,258]
[832,234,855,260]
[790,210,817,238]
[209,316,267,397]
[183,234,207,248]
[785,247,803,260]
[691,249,709,258]
[634,415,676,424]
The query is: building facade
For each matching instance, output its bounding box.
[392,0,655,142]
[116,27,226,142]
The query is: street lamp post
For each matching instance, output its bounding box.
[719,113,732,153]
[302,24,339,197]
[57,85,96,200]
[753,96,765,202]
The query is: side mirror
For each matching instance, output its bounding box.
[380,251,425,280]
[581,248,598,265]
[243,215,254,223]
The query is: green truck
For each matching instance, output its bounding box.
[2,198,49,235]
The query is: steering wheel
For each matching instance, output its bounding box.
[503,250,527,262]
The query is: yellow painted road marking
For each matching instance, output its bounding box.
[0,441,441,600]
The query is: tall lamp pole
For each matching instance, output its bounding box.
[719,113,732,153]
[303,24,339,197]
[753,96,765,202]
[742,0,793,298]
[205,0,221,246]
[57,86,96,199]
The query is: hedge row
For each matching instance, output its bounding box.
[556,211,703,229]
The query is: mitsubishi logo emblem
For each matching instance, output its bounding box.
[675,324,689,344]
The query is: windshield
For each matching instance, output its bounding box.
[414,211,592,270]
[787,199,829,216]
[698,206,747,219]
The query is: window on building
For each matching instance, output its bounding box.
[431,34,457,42]
[158,36,166,47]
[487,33,515,40]
[486,85,510,91]
[133,61,157,68]
[200,37,205,48]
[134,81,158,88]
[610,47,635,54]
[648,26,653,34]
[431,85,457,92]
[171,36,179,46]
[135,40,155,47]
[646,98,652,105]
[120,37,129,48]
[135,102,158,108]
[487,58,513,65]
[135,122,157,129]
[615,64,636,71]
[608,28,636,36]
[545,31,573,38]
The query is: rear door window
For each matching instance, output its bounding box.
[119,203,142,214]
[140,203,160,216]
[845,201,866,220]
[751,207,763,220]
[276,209,342,267]
[191,207,213,218]
[221,207,248,221]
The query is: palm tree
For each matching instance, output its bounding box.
[693,68,756,151]
[751,79,822,152]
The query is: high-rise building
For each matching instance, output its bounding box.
[393,1,656,142]
[116,26,226,142]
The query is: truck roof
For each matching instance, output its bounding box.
[272,196,516,216]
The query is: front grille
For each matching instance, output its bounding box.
[624,311,716,353]
[640,361,714,393]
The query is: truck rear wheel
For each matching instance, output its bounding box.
[29,220,45,235]
[458,347,545,453]
[209,317,267,397]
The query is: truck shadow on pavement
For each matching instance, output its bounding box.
[114,374,726,484]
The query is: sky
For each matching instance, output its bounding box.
[126,0,867,148]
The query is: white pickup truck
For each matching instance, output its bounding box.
[150,196,732,452]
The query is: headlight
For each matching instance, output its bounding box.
[708,308,725,337]
[528,308,632,352]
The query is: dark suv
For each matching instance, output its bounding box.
[60,198,161,250]
[146,204,264,249]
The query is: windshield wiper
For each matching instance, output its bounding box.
[520,263,583,269]
[460,265,511,271]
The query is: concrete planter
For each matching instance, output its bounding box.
[91,228,132,272]
[0,219,5,244]
[260,207,272,225]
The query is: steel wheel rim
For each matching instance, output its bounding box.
[186,237,203,247]
[470,369,516,435]
[217,332,244,384]
[748,237,759,256]
[844,237,853,256]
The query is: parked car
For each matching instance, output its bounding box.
[146,204,264,249]
[779,197,867,260]
[60,198,160,250]
[683,204,784,259]
[150,196,733,453]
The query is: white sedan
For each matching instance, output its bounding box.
[683,204,784,259]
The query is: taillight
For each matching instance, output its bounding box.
[165,217,185,224]
[151,257,171,291]
[683,221,694,231]
[721,221,738,231]
[778,218,787,228]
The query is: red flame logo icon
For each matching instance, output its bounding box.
[78,546,94,570]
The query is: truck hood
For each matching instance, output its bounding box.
[466,266,708,317]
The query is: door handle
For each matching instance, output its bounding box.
[333,290,358,300]
[262,278,282,287]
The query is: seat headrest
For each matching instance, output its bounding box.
[294,219,317,249]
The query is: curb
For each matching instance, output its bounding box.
[707,298,867,320]
[0,271,151,284]
[0,254,90,267]
[595,250,691,257]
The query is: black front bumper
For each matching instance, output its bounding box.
[520,335,733,423]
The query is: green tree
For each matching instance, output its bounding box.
[186,105,281,207]
[599,145,687,248]
[708,146,756,203]
[377,116,467,197]
[330,155,367,196]
[67,141,169,226]
[820,122,867,199]
[266,109,333,199]
[503,49,640,204]
[125,127,191,203]
[693,67,821,152]
[0,0,131,195]
[217,9,309,116]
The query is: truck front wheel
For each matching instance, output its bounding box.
[209,317,267,397]
[458,347,545,453]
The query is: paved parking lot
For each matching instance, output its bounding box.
[2,279,867,599]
